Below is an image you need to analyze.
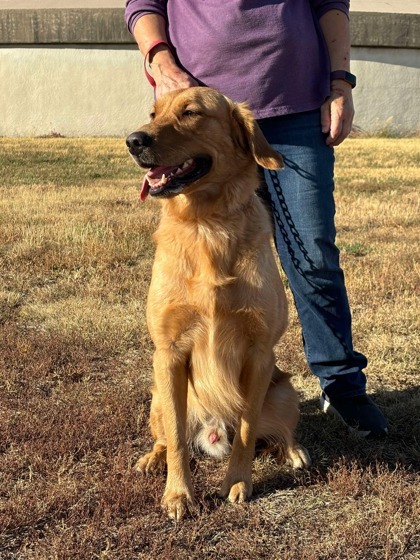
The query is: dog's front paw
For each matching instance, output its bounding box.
[220,476,253,503]
[285,443,311,469]
[162,489,196,521]
[135,449,167,475]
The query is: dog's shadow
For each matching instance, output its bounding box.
[197,386,419,509]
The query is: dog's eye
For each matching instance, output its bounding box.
[182,110,199,117]
[150,112,156,120]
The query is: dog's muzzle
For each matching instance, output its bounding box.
[126,131,212,201]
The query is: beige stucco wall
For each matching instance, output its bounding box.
[352,47,420,134]
[1,46,152,137]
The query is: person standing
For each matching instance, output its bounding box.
[125,0,388,438]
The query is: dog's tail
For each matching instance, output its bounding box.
[256,366,300,453]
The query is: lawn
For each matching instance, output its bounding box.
[0,138,419,559]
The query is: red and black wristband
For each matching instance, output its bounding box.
[144,40,173,88]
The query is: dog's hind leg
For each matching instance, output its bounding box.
[284,442,311,469]
[136,442,167,474]
[136,387,167,474]
[258,366,311,469]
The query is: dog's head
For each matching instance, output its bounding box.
[126,87,283,201]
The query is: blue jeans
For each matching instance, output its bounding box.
[258,109,367,399]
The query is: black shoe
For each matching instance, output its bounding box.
[320,392,388,438]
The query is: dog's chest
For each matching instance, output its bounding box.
[149,216,282,345]
[153,248,270,331]
[163,240,258,308]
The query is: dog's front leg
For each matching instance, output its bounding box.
[220,353,274,503]
[153,349,194,520]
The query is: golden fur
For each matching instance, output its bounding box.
[129,88,310,520]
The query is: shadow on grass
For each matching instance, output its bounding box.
[297,386,419,468]
[239,386,419,501]
[137,386,419,510]
[221,386,418,501]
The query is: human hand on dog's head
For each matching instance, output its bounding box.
[148,44,199,98]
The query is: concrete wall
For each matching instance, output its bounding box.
[352,47,420,135]
[1,45,151,137]
[1,4,419,137]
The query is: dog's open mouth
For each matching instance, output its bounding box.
[140,156,212,201]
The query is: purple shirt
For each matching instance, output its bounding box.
[125,1,349,119]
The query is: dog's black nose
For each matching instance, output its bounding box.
[126,131,153,155]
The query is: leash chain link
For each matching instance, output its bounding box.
[267,169,353,356]
[266,169,311,273]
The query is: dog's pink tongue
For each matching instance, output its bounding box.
[140,175,150,202]
[140,165,179,202]
[148,165,177,180]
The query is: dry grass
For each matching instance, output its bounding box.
[0,138,419,559]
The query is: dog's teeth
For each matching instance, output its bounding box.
[161,173,167,185]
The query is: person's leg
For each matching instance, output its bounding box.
[258,110,387,436]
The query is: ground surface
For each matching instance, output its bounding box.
[0,138,418,559]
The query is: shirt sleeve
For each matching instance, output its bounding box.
[125,0,168,34]
[309,0,350,19]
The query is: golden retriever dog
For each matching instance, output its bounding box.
[126,87,310,520]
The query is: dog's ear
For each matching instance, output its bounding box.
[231,102,284,170]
